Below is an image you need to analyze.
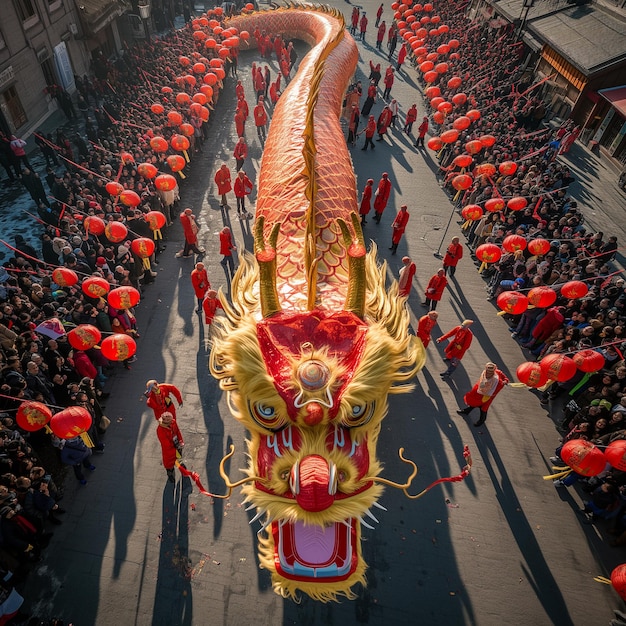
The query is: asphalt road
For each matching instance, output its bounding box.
[20,1,625,624]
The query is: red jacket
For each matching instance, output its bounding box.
[203,295,223,324]
[374,177,391,212]
[364,116,376,138]
[439,325,473,360]
[219,229,235,256]
[156,419,183,469]
[397,44,407,65]
[398,261,416,297]
[443,241,463,267]
[405,106,418,125]
[214,167,232,194]
[359,182,373,215]
[417,314,436,346]
[425,273,448,301]
[233,140,248,161]
[391,209,410,244]
[254,103,268,127]
[377,108,392,134]
[179,212,198,244]
[464,368,509,410]
[72,351,97,380]
[234,173,253,198]
[191,268,210,299]
[147,383,183,420]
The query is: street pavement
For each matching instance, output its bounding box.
[12,1,626,624]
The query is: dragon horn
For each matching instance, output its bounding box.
[338,213,367,318]
[254,216,282,318]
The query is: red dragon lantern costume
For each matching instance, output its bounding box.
[209,5,470,603]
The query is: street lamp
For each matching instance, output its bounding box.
[138,1,151,43]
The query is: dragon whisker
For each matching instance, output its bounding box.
[367,447,419,490]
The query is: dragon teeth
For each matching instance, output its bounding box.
[358,516,375,530]
[372,501,388,512]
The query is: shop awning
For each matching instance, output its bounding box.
[599,86,626,118]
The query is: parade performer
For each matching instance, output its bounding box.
[457,363,509,427]
[191,262,211,312]
[210,6,469,603]
[156,412,184,483]
[176,208,205,258]
[437,320,474,378]
[422,268,448,310]
[145,380,183,421]
[417,311,438,348]
[389,204,409,254]
[359,178,374,224]
[443,236,463,276]
[214,163,232,208]
[202,289,223,332]
[398,255,416,297]
[373,172,391,223]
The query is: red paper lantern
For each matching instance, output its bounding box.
[466,109,481,121]
[145,211,167,231]
[465,140,484,155]
[427,137,444,151]
[193,62,206,74]
[179,55,191,66]
[131,238,155,259]
[560,439,606,476]
[502,234,527,253]
[50,406,92,439]
[527,286,557,308]
[461,204,483,221]
[453,116,471,131]
[433,111,445,124]
[527,238,551,256]
[192,93,207,105]
[167,110,183,126]
[104,221,128,244]
[430,96,444,109]
[540,354,577,382]
[479,134,496,148]
[437,101,453,115]
[516,361,548,388]
[561,280,588,299]
[119,190,141,207]
[605,441,626,472]
[240,30,250,41]
[179,123,195,137]
[438,44,451,56]
[497,291,528,315]
[452,154,473,169]
[434,63,448,74]
[68,324,102,351]
[16,401,52,432]
[199,85,213,100]
[150,103,164,115]
[424,71,439,83]
[507,197,528,212]
[612,564,626,601]
[108,286,140,310]
[449,38,460,48]
[150,136,169,153]
[170,134,190,152]
[499,161,518,176]
[154,174,177,192]
[81,276,110,298]
[52,267,78,287]
[476,243,502,265]
[84,216,105,236]
[484,198,505,213]
[452,92,467,106]
[440,129,459,144]
[475,163,497,177]
[101,334,137,362]
[572,349,605,373]
[161,86,173,94]
[425,86,441,99]
[137,163,158,179]
[167,154,186,174]
[106,181,124,196]
[451,174,473,191]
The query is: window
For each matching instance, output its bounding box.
[2,86,27,129]
[15,0,38,21]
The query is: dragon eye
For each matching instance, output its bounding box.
[343,402,375,428]
[248,401,287,431]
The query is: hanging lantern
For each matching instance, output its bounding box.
[499,161,518,176]
[561,280,588,299]
[497,291,528,315]
[84,216,105,236]
[67,324,102,351]
[437,101,453,115]
[465,140,484,155]
[433,111,445,125]
[192,93,207,105]
[161,86,173,94]
[475,244,501,273]
[502,234,527,253]
[101,334,137,362]
[611,565,626,601]
[438,44,451,55]
[475,163,497,177]
[434,62,448,74]
[167,110,183,126]
[199,84,213,100]
[119,190,141,207]
[527,238,551,256]
[440,129,459,144]
[240,30,250,41]
[150,136,169,153]
[507,197,528,211]
[81,276,110,298]
[461,204,483,221]
[515,361,548,388]
[193,62,206,74]
[484,198,505,213]
[427,137,444,151]
[137,163,158,179]
[479,134,497,148]
[50,406,92,439]
[527,286,557,308]
[452,92,467,106]
[203,72,218,86]
[106,181,124,197]
[52,267,78,287]
[150,103,164,115]
[424,70,439,83]
[448,38,460,48]
[131,237,156,259]
[170,134,191,162]
[145,211,167,231]
[605,441,626,472]
[154,174,177,192]
[540,354,577,382]
[451,174,473,191]
[108,286,140,310]
[16,401,52,432]
[179,123,194,137]
[425,86,441,99]
[453,116,471,131]
[466,109,481,121]
[573,349,605,373]
[430,96,444,109]
[104,221,128,244]
[560,439,606,476]
[120,152,134,165]
[167,154,186,178]
[179,56,191,66]
[453,154,473,169]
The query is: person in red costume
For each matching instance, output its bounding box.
[373,172,391,223]
[443,236,463,277]
[456,362,509,427]
[145,380,183,421]
[398,255,416,297]
[360,114,377,152]
[376,105,393,142]
[404,103,418,135]
[203,289,224,333]
[254,96,269,143]
[422,268,448,310]
[176,208,205,258]
[389,205,409,254]
[417,311,438,347]
[233,137,248,171]
[415,116,429,148]
[359,178,374,224]
[234,170,254,219]
[191,262,210,312]
[214,163,232,208]
[437,320,474,378]
[219,226,237,280]
[522,306,565,350]
[156,412,184,483]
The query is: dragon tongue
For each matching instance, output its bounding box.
[292,520,338,565]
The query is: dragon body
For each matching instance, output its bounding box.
[210,5,426,602]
